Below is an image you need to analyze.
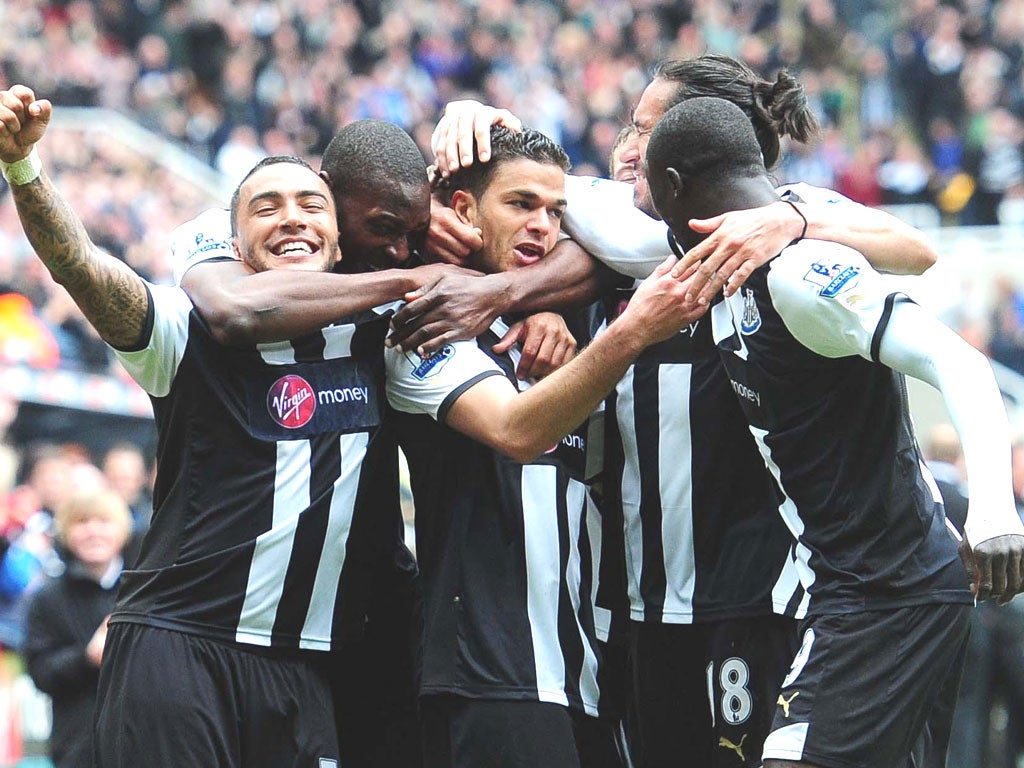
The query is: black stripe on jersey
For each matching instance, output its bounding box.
[632,364,668,618]
[271,432,338,641]
[870,293,913,363]
[556,471,587,708]
[292,329,328,363]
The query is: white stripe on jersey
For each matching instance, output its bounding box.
[586,493,611,643]
[658,363,697,620]
[522,465,569,707]
[236,440,312,645]
[260,343,298,366]
[322,324,356,360]
[772,547,809,619]
[617,368,645,619]
[565,480,601,716]
[751,426,815,612]
[300,432,368,650]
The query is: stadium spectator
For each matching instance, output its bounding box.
[100,442,153,535]
[23,488,131,768]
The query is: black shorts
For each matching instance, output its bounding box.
[420,695,627,768]
[763,602,970,768]
[95,622,339,768]
[330,553,423,768]
[630,615,798,768]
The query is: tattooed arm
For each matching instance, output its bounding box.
[0,85,149,350]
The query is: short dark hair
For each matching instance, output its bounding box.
[646,97,765,183]
[229,155,314,236]
[653,54,819,169]
[442,125,571,201]
[321,119,428,197]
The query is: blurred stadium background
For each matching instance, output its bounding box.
[1,0,1024,765]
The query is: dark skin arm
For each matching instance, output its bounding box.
[388,239,617,357]
[180,260,471,346]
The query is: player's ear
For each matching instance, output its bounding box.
[666,167,684,198]
[450,189,477,227]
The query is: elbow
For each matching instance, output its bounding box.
[205,312,260,346]
[499,432,554,464]
[894,231,938,275]
[197,299,264,346]
[911,236,939,275]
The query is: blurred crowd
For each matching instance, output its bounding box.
[0,0,1021,377]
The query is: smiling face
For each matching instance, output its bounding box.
[233,161,341,274]
[335,180,431,271]
[454,158,567,275]
[621,77,678,218]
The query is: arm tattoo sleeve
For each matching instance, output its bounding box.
[12,173,150,350]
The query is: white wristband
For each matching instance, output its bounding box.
[1,148,42,186]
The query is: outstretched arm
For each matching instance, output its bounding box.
[389,239,614,357]
[171,208,477,345]
[182,259,461,346]
[0,85,149,350]
[677,194,937,304]
[445,258,702,462]
[878,301,1024,603]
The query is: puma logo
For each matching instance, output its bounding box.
[718,734,746,760]
[778,691,800,718]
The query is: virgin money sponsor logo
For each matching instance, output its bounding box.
[268,375,317,429]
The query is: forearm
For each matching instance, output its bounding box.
[185,263,422,345]
[879,304,1022,543]
[13,173,149,349]
[497,319,643,461]
[803,202,937,275]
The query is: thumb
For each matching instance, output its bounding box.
[688,213,727,233]
[491,321,523,354]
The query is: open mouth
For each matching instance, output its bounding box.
[271,239,318,257]
[514,242,546,264]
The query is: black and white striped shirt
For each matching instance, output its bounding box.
[710,236,973,614]
[386,318,606,715]
[110,284,399,651]
[603,301,803,623]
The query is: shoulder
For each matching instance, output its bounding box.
[767,240,873,307]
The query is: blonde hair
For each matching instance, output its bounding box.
[53,488,132,546]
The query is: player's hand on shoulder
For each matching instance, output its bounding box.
[0,85,52,162]
[622,256,705,345]
[431,100,523,176]
[493,312,577,381]
[675,200,803,306]
[389,269,499,357]
[960,533,1024,604]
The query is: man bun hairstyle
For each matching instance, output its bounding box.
[646,97,765,182]
[440,125,571,202]
[654,54,819,169]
